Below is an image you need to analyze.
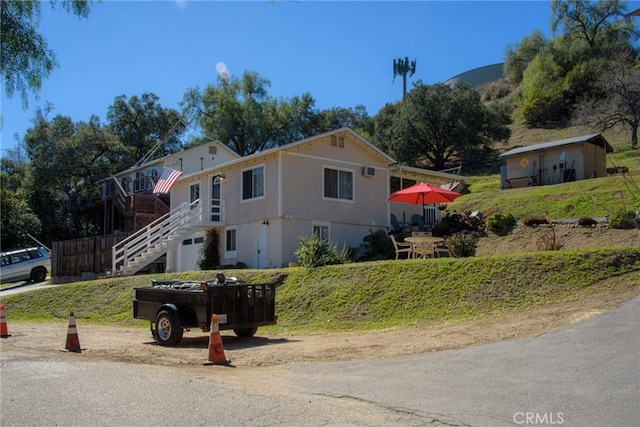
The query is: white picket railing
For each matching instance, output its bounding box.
[112,199,219,276]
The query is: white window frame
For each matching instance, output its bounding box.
[241,164,265,202]
[210,175,222,221]
[225,226,238,258]
[322,166,354,202]
[312,221,330,241]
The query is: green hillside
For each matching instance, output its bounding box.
[1,249,639,332]
[452,126,640,220]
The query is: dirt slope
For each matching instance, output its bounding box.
[476,224,639,256]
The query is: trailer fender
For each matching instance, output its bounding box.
[155,304,188,326]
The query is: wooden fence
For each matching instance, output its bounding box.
[52,234,130,279]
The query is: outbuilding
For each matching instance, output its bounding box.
[499,133,613,189]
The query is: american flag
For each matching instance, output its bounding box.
[153,167,182,194]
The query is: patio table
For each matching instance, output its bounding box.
[404,236,445,259]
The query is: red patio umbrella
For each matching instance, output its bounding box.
[387,182,462,228]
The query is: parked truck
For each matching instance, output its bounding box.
[133,273,277,346]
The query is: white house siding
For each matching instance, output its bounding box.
[162,142,240,175]
[279,137,389,227]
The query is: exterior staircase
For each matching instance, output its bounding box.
[112,199,203,276]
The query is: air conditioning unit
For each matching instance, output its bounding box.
[362,166,375,177]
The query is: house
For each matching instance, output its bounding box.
[113,128,463,275]
[53,140,240,278]
[78,140,241,236]
[499,133,613,189]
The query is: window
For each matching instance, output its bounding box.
[182,239,193,245]
[225,227,237,257]
[390,177,417,194]
[324,167,353,200]
[27,250,43,259]
[194,237,204,244]
[190,183,200,208]
[312,222,330,241]
[133,171,145,192]
[242,165,264,200]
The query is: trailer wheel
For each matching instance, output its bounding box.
[155,310,183,346]
[233,326,258,338]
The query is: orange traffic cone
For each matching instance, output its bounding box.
[203,313,230,366]
[65,311,82,353]
[0,304,11,338]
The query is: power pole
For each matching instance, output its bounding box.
[393,57,417,100]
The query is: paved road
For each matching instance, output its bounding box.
[0,349,423,426]
[278,296,640,426]
[2,297,638,426]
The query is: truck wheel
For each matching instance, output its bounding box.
[155,310,183,346]
[233,326,258,338]
[30,267,47,282]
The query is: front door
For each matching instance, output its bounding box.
[257,224,268,269]
[211,176,221,221]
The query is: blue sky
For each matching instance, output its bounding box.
[2,0,630,155]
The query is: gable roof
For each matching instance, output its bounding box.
[499,133,614,158]
[260,127,396,164]
[181,128,397,180]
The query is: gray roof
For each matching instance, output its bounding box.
[499,134,614,158]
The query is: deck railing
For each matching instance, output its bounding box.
[112,199,224,275]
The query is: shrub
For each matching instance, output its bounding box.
[578,217,597,227]
[433,211,485,237]
[523,215,549,227]
[361,229,394,261]
[295,235,351,268]
[609,210,638,230]
[198,229,220,270]
[446,233,478,257]
[535,226,563,251]
[486,213,517,232]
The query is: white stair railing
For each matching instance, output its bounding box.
[113,199,203,276]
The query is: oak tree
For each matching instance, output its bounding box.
[1,0,93,108]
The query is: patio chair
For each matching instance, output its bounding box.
[433,240,449,258]
[412,240,435,259]
[390,235,412,260]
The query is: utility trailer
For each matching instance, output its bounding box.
[133,273,277,346]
